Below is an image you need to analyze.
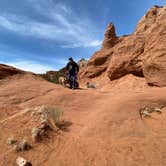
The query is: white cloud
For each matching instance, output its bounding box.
[87,40,103,47]
[0,60,64,74]
[0,15,64,40]
[61,40,102,48]
[0,1,102,48]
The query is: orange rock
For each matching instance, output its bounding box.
[81,5,166,87]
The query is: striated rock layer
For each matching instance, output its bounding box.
[80,5,166,87]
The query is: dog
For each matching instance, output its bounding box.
[58,76,68,87]
[86,82,96,89]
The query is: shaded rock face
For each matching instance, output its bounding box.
[0,64,24,79]
[81,5,166,87]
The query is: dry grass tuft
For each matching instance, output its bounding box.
[49,107,63,128]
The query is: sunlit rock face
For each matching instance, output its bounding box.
[81,5,166,87]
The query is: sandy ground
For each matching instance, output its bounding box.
[0,73,166,166]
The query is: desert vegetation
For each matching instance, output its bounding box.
[139,101,165,119]
[7,137,32,152]
[7,105,64,152]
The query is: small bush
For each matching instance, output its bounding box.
[40,112,48,122]
[31,125,48,142]
[30,106,64,141]
[7,136,18,145]
[30,106,64,128]
[8,138,32,152]
[49,107,63,128]
[37,105,49,115]
[18,138,32,151]
[31,127,42,142]
[13,144,22,152]
[139,103,165,119]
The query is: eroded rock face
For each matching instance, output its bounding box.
[79,49,112,78]
[142,5,166,86]
[101,23,118,49]
[0,64,24,79]
[81,5,166,87]
[107,35,145,80]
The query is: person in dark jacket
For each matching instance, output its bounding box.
[66,57,79,89]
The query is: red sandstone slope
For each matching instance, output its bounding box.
[80,5,166,87]
[0,64,25,79]
[0,68,166,166]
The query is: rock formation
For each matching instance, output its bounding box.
[77,58,88,68]
[80,5,166,87]
[0,64,24,79]
[101,23,118,49]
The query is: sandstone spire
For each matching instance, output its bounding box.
[102,23,117,49]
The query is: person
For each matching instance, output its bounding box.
[66,57,79,89]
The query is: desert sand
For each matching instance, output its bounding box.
[0,71,166,166]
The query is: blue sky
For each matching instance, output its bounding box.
[0,0,165,73]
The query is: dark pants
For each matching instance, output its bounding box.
[67,73,77,89]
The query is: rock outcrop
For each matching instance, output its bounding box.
[77,58,88,68]
[81,5,166,87]
[101,23,118,49]
[0,64,24,79]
